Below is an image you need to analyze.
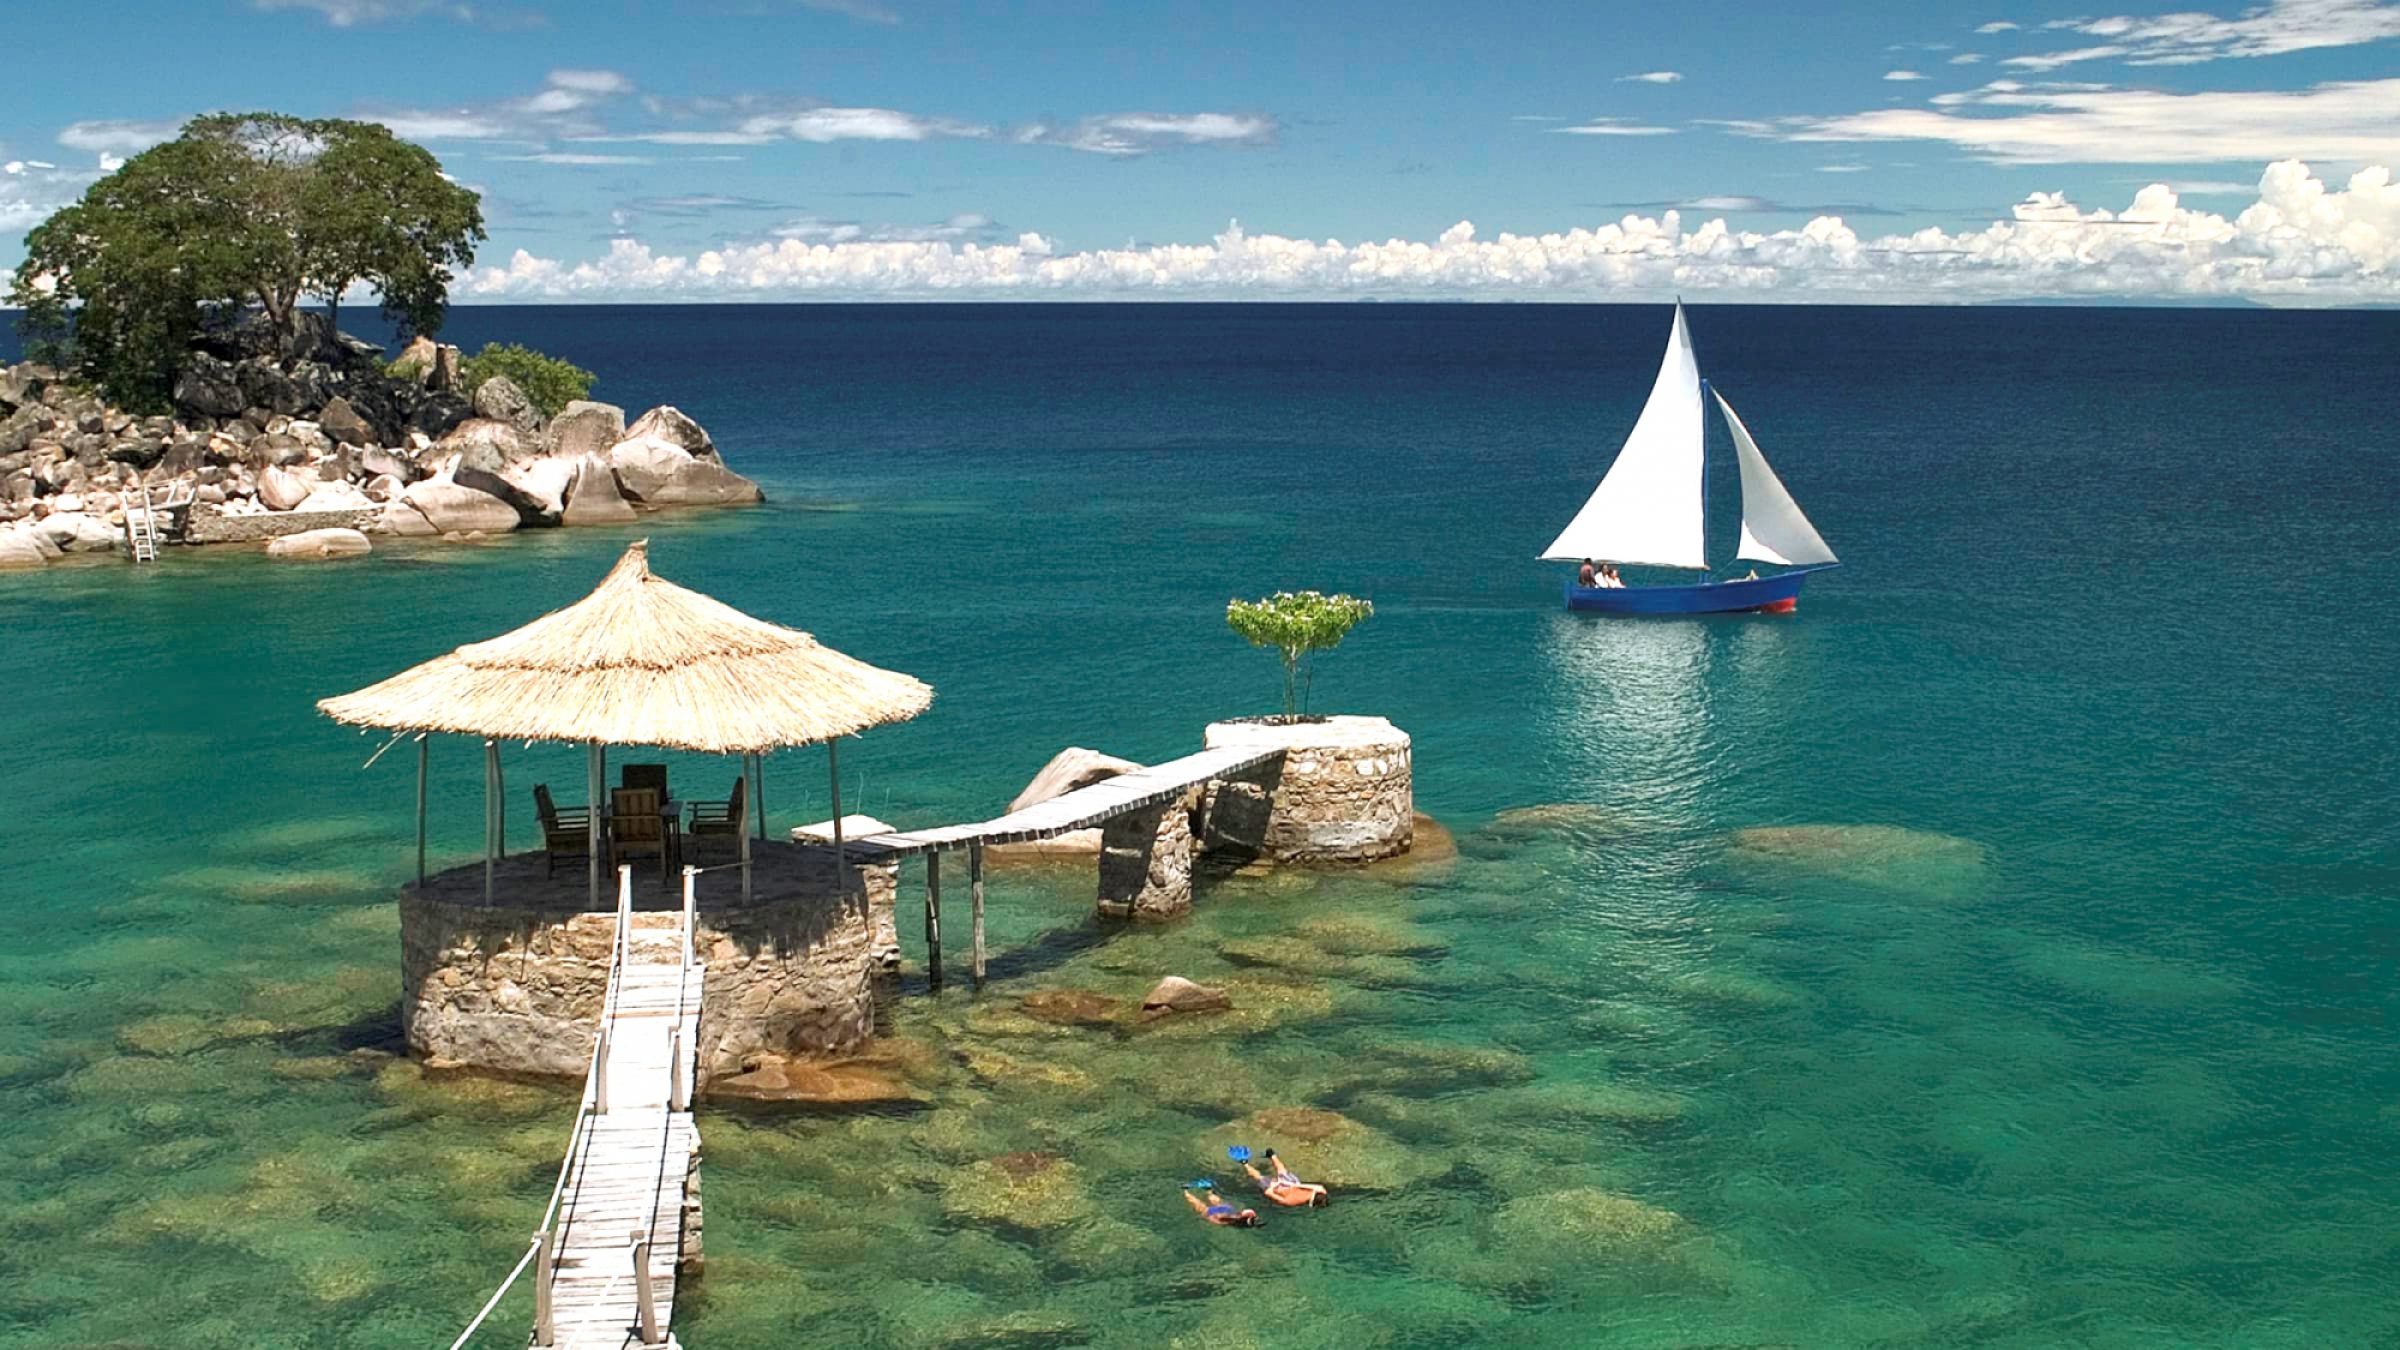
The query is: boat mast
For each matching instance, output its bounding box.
[1685,297,1710,576]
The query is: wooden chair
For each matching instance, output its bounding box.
[622,763,669,796]
[685,775,747,859]
[609,786,673,881]
[534,784,590,877]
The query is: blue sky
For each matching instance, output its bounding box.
[3,0,2397,302]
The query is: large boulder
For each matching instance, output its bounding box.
[1141,976,1232,1018]
[435,418,535,475]
[236,359,336,417]
[317,396,376,446]
[471,375,545,439]
[609,433,763,506]
[298,480,374,513]
[31,511,120,553]
[256,465,315,511]
[1,405,58,456]
[500,455,577,517]
[454,465,557,526]
[560,454,637,526]
[407,391,473,440]
[171,353,246,418]
[549,400,625,461]
[359,445,418,484]
[391,336,441,385]
[265,527,372,560]
[399,476,520,534]
[378,499,439,536]
[993,747,1142,857]
[1009,748,1143,813]
[0,364,52,410]
[623,405,717,459]
[0,530,49,569]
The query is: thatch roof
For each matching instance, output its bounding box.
[318,540,932,753]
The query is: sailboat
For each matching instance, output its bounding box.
[1542,304,1839,615]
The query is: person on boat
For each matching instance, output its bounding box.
[1578,558,1598,587]
[1239,1148,1329,1208]
[1597,564,1625,589]
[1183,1181,1262,1227]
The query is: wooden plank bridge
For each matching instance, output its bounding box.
[842,742,1287,984]
[448,867,701,1350]
[449,744,1286,1346]
[844,743,1285,860]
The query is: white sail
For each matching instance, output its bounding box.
[1539,304,1707,569]
[1715,389,1838,567]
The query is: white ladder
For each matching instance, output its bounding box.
[124,482,190,563]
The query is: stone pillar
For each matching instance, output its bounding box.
[1097,791,1197,919]
[1200,715,1415,864]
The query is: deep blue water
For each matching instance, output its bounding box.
[3,303,2397,1348]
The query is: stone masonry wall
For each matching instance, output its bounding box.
[1097,790,1198,919]
[185,502,382,543]
[399,856,880,1086]
[1201,715,1415,864]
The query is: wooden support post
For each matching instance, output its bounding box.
[632,1234,662,1345]
[594,1029,609,1115]
[587,742,603,913]
[414,736,428,887]
[924,851,943,987]
[969,839,987,986]
[483,740,498,904]
[670,1023,687,1112]
[532,1228,555,1347]
[737,791,753,905]
[753,750,767,841]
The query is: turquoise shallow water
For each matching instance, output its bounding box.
[3,303,2397,1347]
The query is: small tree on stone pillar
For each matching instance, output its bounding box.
[1226,591,1374,718]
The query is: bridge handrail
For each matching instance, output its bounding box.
[445,864,636,1349]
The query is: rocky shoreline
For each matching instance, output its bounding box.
[0,318,760,570]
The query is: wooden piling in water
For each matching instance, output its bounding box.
[925,851,943,986]
[969,840,987,985]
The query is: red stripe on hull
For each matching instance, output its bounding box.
[1755,597,1798,614]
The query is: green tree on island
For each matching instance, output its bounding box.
[10,112,484,408]
[1226,591,1375,718]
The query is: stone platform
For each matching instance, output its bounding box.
[400,839,888,1083]
[1200,715,1414,865]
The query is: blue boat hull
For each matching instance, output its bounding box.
[1564,565,1837,615]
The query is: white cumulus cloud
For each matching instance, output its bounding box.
[56,120,179,155]
[1616,71,1684,84]
[1548,118,1677,137]
[1767,77,2400,164]
[1019,112,1277,156]
[451,160,2400,306]
[1884,69,1928,80]
[2009,0,2400,69]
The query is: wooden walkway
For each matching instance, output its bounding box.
[844,743,1285,860]
[445,868,703,1350]
[542,924,702,1349]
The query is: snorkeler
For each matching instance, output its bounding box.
[1232,1145,1329,1208]
[1183,1180,1262,1227]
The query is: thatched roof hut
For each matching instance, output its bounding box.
[322,539,931,907]
[319,539,932,752]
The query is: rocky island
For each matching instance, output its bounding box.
[0,317,761,570]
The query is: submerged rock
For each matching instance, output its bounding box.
[1491,1186,1687,1260]
[1140,975,1231,1016]
[1726,823,1989,898]
[709,1052,923,1104]
[1020,989,1125,1028]
[1199,1107,1437,1191]
[265,527,372,560]
[940,1152,1094,1230]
